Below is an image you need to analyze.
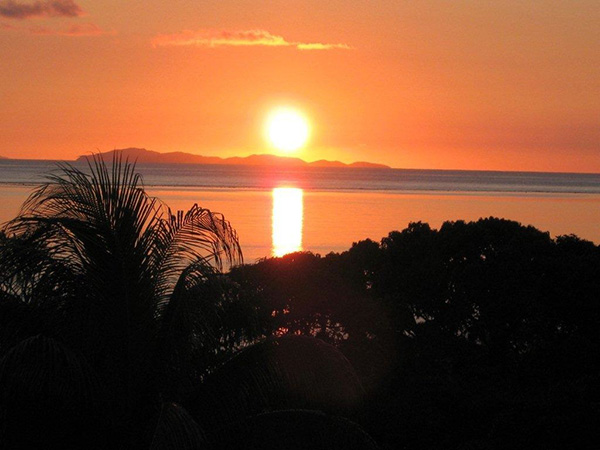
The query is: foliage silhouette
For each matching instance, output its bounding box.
[231,218,600,450]
[149,402,207,450]
[183,335,365,441]
[222,409,379,450]
[0,334,112,449]
[0,155,371,449]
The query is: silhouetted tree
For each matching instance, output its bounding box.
[231,218,600,450]
[0,155,371,449]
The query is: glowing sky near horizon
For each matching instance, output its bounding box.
[0,0,598,172]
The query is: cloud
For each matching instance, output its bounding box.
[29,22,110,36]
[296,42,351,51]
[0,0,83,19]
[151,29,351,51]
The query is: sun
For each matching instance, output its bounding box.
[265,107,310,153]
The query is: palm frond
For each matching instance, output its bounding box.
[2,153,246,419]
[0,229,78,305]
[0,335,112,449]
[221,410,379,450]
[154,262,237,398]
[184,335,365,439]
[150,402,208,450]
[152,205,243,303]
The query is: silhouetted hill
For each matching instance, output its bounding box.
[76,148,390,169]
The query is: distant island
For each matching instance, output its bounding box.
[76,148,390,169]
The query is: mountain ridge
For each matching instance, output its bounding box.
[76,148,390,169]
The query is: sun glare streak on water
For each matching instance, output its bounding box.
[272,188,303,257]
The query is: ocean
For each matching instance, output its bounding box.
[1,159,599,261]
[2,159,600,193]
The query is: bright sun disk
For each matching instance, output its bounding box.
[266,108,310,153]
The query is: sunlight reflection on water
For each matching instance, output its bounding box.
[2,185,600,262]
[272,188,303,257]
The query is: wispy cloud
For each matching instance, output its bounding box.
[0,0,83,19]
[29,22,110,36]
[151,29,351,51]
[296,42,351,51]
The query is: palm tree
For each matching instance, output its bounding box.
[0,154,374,449]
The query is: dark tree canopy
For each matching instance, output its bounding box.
[231,218,600,450]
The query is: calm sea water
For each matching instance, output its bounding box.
[1,159,600,193]
[1,159,599,261]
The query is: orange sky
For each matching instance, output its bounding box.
[1,0,598,172]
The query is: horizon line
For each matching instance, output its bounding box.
[2,154,600,176]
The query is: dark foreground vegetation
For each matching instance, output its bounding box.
[231,220,600,449]
[1,157,599,449]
